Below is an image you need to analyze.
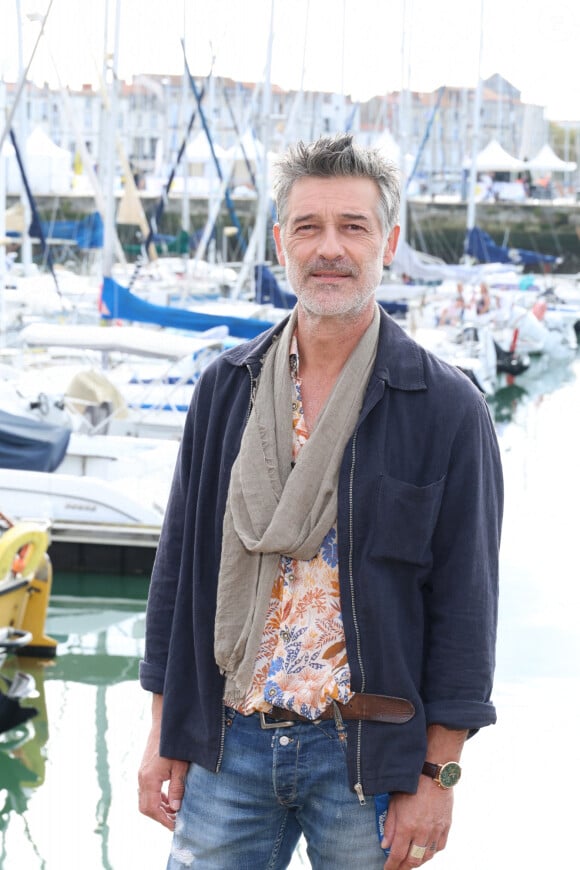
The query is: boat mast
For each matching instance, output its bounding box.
[340,0,347,130]
[232,0,275,299]
[0,2,54,154]
[15,0,32,276]
[101,0,121,281]
[180,0,190,240]
[398,0,412,246]
[255,0,275,272]
[465,0,485,243]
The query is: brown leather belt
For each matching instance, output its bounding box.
[260,693,415,728]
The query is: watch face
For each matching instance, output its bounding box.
[439,762,462,788]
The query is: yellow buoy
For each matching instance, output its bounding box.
[0,523,57,658]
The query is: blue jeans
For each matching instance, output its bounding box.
[167,708,386,869]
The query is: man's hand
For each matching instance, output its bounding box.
[138,696,189,830]
[381,724,466,867]
[381,776,453,867]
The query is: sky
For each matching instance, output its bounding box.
[1,0,580,122]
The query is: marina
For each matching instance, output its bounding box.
[2,5,580,865]
[1,348,579,869]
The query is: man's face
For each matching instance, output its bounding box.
[273,176,399,319]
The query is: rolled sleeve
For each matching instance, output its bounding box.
[139,658,167,695]
[424,698,497,732]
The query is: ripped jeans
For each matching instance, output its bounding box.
[166,707,386,870]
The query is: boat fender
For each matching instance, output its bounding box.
[0,525,49,582]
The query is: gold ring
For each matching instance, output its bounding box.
[409,844,427,860]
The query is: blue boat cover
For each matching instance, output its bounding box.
[0,410,71,472]
[28,212,104,249]
[254,264,296,308]
[100,277,275,340]
[466,227,559,267]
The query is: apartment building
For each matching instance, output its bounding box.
[4,72,549,195]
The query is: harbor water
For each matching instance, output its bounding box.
[1,351,579,869]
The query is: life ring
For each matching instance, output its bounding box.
[0,524,49,581]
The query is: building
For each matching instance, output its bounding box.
[2,72,558,197]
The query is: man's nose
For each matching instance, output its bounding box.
[316,226,344,259]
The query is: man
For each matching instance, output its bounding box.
[138,134,503,869]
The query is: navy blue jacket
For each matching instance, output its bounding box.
[140,308,503,796]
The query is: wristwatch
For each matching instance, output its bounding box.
[421,760,462,788]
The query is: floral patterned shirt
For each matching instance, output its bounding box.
[227,335,353,719]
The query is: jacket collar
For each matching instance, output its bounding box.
[222,318,288,370]
[223,306,426,392]
[374,308,426,391]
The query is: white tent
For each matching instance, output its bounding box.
[226,130,266,187]
[228,130,265,163]
[373,129,401,163]
[4,127,72,194]
[465,139,526,173]
[369,131,417,191]
[525,144,577,173]
[185,131,228,177]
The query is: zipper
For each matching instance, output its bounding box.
[245,364,257,422]
[347,432,367,805]
[215,703,227,772]
[216,366,256,770]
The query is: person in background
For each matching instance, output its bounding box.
[437,282,466,326]
[476,282,492,315]
[138,134,503,869]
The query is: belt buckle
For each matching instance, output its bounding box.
[259,711,295,730]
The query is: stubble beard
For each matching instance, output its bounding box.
[286,259,383,320]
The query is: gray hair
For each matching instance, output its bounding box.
[272,133,400,235]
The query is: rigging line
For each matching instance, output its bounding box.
[418,207,455,263]
[41,30,125,266]
[181,40,247,255]
[0,0,56,153]
[222,88,256,189]
[340,0,346,111]
[406,86,446,191]
[221,88,277,231]
[422,203,460,263]
[345,103,360,134]
[408,207,427,253]
[300,0,311,93]
[138,79,208,262]
[9,128,62,301]
[541,203,564,257]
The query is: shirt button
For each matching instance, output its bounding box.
[280,630,290,641]
[279,735,291,746]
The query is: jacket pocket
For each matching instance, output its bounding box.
[371,474,446,567]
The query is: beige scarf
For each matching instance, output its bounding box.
[214,304,380,700]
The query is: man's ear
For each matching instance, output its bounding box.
[383,225,401,266]
[273,223,286,266]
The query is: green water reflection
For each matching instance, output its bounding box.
[0,596,174,869]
